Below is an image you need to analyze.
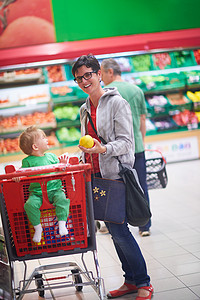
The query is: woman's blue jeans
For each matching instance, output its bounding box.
[93,172,150,287]
[134,151,151,232]
[105,220,150,287]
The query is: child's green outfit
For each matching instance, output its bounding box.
[22,153,70,226]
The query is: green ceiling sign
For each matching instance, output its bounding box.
[51,0,200,42]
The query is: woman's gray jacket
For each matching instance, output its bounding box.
[80,87,135,179]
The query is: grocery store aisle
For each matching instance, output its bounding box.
[2,159,200,299]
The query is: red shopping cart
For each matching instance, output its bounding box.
[0,158,105,299]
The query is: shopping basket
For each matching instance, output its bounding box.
[0,158,105,299]
[145,149,168,190]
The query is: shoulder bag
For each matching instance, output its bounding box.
[87,112,151,226]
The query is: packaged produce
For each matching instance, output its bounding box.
[184,70,200,85]
[172,110,198,127]
[167,93,188,105]
[0,133,58,155]
[114,57,132,72]
[146,118,156,134]
[186,90,200,111]
[174,50,195,67]
[0,112,56,132]
[193,49,200,64]
[152,53,173,70]
[46,65,66,82]
[53,105,79,121]
[152,117,178,131]
[131,55,151,72]
[195,112,200,122]
[51,85,72,96]
[146,95,168,106]
[56,127,81,143]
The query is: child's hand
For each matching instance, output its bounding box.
[12,177,22,182]
[58,152,69,164]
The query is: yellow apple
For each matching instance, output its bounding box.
[79,135,94,148]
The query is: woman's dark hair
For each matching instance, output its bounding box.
[72,54,100,76]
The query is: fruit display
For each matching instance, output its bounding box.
[47,133,59,147]
[187,90,200,111]
[56,127,81,144]
[167,93,188,105]
[174,50,195,67]
[183,70,200,85]
[139,73,185,91]
[152,117,178,131]
[0,68,43,83]
[0,84,50,108]
[0,48,200,160]
[79,135,94,148]
[19,93,49,103]
[152,53,173,70]
[146,95,168,107]
[20,112,55,126]
[166,92,192,112]
[195,112,200,122]
[0,98,9,106]
[146,95,169,116]
[0,115,19,129]
[193,49,200,65]
[0,137,20,154]
[53,105,80,121]
[0,133,58,155]
[46,66,66,82]
[131,54,151,72]
[172,110,198,127]
[51,85,73,96]
[114,57,132,72]
[146,118,156,135]
[0,112,56,132]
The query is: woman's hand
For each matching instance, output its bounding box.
[78,138,106,154]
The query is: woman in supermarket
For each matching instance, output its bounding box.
[72,54,153,300]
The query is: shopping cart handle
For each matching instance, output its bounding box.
[0,162,92,181]
[5,165,16,174]
[4,157,80,175]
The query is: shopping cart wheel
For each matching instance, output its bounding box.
[71,269,83,292]
[34,273,45,298]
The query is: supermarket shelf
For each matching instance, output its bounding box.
[0,145,80,164]
[0,28,200,69]
[124,65,200,78]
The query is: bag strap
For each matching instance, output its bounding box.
[87,111,122,165]
[87,111,107,145]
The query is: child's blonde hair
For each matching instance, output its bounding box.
[19,126,46,155]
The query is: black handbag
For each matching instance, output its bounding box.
[118,163,152,227]
[87,111,151,226]
[92,176,126,224]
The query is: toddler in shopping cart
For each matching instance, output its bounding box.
[14,126,70,243]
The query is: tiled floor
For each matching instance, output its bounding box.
[1,159,200,299]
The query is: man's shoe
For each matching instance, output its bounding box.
[139,230,150,237]
[136,284,154,300]
[107,283,138,298]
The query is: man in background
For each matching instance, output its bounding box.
[101,58,151,236]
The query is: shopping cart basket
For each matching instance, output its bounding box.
[145,150,168,190]
[0,158,105,299]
